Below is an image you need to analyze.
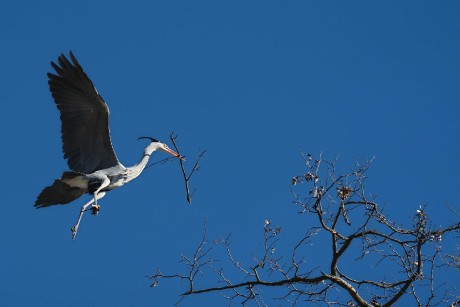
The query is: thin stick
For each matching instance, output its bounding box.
[145,156,177,170]
[170,132,206,204]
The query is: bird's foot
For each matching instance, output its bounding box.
[71,225,78,240]
[91,204,100,215]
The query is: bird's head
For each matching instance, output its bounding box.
[137,136,184,159]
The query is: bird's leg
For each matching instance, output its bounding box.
[91,192,107,215]
[71,192,107,240]
[91,202,100,215]
[91,177,110,215]
[71,198,95,240]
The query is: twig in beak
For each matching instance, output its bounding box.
[170,132,206,204]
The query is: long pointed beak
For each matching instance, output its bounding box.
[163,144,185,160]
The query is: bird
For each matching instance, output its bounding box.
[35,51,182,238]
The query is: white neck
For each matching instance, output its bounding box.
[126,142,162,183]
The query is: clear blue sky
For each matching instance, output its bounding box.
[0,1,459,306]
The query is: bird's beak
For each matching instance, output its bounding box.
[162,144,185,160]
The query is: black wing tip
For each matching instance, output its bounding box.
[49,62,61,75]
[34,198,46,208]
[49,50,82,78]
[34,196,49,208]
[59,50,74,58]
[67,50,79,68]
[69,50,75,59]
[50,50,75,62]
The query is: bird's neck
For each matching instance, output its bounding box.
[126,144,158,182]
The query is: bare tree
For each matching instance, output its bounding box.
[149,154,460,306]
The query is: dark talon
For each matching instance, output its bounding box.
[91,204,100,215]
[71,226,78,240]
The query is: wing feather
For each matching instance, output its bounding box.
[48,51,119,173]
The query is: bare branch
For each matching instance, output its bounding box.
[150,153,460,306]
[169,132,206,204]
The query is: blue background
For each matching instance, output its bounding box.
[1,1,459,305]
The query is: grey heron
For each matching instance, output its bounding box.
[35,51,182,238]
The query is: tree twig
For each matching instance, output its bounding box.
[150,153,460,305]
[169,132,206,204]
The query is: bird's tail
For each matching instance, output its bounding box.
[35,172,87,208]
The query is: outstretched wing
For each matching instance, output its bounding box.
[48,51,120,174]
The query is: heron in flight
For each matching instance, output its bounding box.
[35,51,182,238]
